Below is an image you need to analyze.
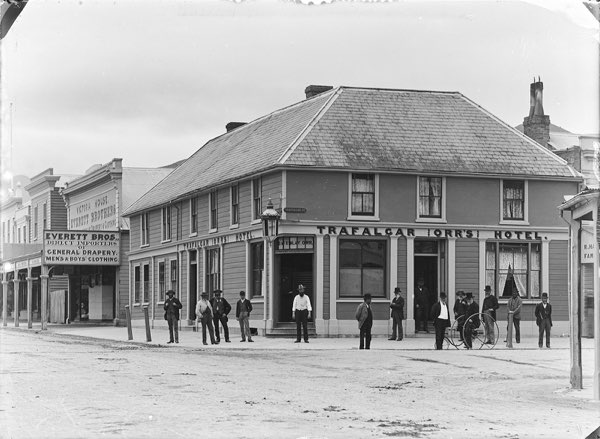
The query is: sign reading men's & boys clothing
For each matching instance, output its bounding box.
[43,231,120,265]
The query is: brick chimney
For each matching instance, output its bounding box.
[305,85,333,99]
[226,122,246,132]
[523,78,550,148]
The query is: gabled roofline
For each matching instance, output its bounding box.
[277,87,341,164]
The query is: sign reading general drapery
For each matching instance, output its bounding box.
[69,188,118,230]
[43,231,120,265]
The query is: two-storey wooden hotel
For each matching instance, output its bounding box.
[123,85,581,337]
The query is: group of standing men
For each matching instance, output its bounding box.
[162,289,254,344]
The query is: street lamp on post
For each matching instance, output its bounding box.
[261,198,280,243]
[261,198,280,334]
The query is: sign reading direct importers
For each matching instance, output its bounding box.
[43,231,120,266]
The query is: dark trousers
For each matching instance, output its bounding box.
[538,319,551,347]
[359,324,372,349]
[167,316,179,343]
[507,318,521,343]
[391,315,403,340]
[415,307,428,332]
[201,318,216,344]
[464,322,477,349]
[434,320,448,350]
[238,314,251,341]
[213,315,229,342]
[295,309,309,341]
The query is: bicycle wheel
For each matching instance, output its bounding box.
[462,313,487,350]
[480,313,500,349]
[446,318,463,349]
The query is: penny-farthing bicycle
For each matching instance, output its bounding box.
[442,313,499,349]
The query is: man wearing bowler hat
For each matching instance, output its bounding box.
[463,292,480,349]
[389,287,404,341]
[195,292,217,345]
[210,289,231,343]
[482,285,499,344]
[163,290,182,344]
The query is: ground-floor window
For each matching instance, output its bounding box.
[250,242,264,298]
[134,265,140,303]
[486,241,540,299]
[158,261,166,301]
[339,239,386,298]
[206,248,220,296]
[143,264,150,303]
[170,259,178,293]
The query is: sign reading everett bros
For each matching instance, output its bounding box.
[43,231,120,265]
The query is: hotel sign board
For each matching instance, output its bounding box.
[43,231,120,266]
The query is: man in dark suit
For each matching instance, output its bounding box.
[534,292,552,348]
[210,289,232,343]
[463,292,480,349]
[355,293,373,350]
[481,285,499,344]
[414,277,430,333]
[431,292,450,350]
[389,287,404,341]
[453,290,467,341]
[163,290,182,344]
[236,290,253,342]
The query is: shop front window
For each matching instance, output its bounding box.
[339,239,386,298]
[486,242,540,299]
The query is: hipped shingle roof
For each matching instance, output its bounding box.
[124,86,579,216]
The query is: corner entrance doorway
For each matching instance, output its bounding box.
[414,239,444,330]
[278,253,313,322]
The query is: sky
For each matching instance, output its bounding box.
[0,0,598,187]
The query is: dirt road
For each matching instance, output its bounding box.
[0,329,597,438]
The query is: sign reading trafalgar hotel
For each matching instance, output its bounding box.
[43,231,120,265]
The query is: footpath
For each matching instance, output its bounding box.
[2,323,593,352]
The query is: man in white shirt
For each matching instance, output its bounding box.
[292,284,312,343]
[431,292,451,350]
[195,292,217,345]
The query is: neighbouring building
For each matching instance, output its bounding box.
[558,188,600,399]
[53,159,175,323]
[123,85,582,338]
[518,78,599,188]
[0,169,78,327]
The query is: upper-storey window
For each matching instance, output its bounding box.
[209,190,218,231]
[252,177,262,221]
[230,184,239,226]
[161,206,172,241]
[418,176,443,219]
[42,203,47,230]
[349,173,379,219]
[190,197,198,235]
[141,213,149,246]
[351,174,375,216]
[502,180,527,222]
[33,206,38,239]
